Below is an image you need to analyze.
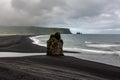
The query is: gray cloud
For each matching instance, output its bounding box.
[0,0,120,33]
[10,0,67,26]
[12,0,65,15]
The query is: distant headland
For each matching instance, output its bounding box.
[0,26,72,35]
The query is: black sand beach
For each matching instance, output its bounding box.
[0,56,109,80]
[0,35,119,80]
[0,35,46,53]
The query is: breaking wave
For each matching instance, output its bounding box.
[30,36,120,55]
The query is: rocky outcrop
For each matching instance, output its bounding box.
[47,32,64,56]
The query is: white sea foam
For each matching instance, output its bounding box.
[84,41,93,44]
[30,36,47,47]
[30,35,120,55]
[86,44,120,48]
[63,47,120,55]
[31,37,120,55]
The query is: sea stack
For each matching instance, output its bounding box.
[47,32,64,56]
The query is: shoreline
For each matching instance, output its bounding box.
[0,35,79,53]
[0,35,119,79]
[0,35,46,53]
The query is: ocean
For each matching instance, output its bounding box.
[31,34,120,54]
[30,34,120,67]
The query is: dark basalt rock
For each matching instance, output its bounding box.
[47,32,64,56]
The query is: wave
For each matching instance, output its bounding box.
[84,41,95,44]
[84,40,120,48]
[30,37,120,55]
[86,44,120,48]
[30,36,47,47]
[30,36,120,55]
[63,47,120,55]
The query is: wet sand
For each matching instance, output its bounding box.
[0,35,119,80]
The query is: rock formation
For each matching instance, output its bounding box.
[47,32,64,56]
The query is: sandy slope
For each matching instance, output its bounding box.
[0,56,109,80]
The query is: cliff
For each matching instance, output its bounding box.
[0,26,71,35]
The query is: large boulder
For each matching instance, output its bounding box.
[47,32,64,56]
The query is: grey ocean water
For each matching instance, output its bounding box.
[31,34,120,53]
[31,34,120,67]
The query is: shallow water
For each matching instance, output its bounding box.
[0,52,45,57]
[65,53,120,67]
[0,52,120,67]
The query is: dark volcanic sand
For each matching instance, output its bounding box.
[0,35,46,53]
[0,35,77,53]
[0,35,119,80]
[0,56,111,80]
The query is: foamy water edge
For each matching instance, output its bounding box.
[30,36,120,55]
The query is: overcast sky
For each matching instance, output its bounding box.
[0,0,120,34]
